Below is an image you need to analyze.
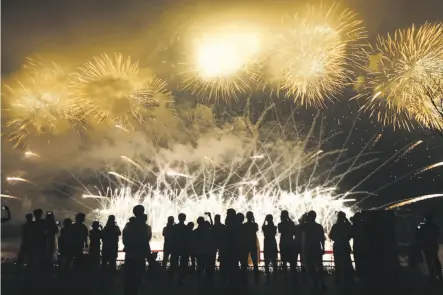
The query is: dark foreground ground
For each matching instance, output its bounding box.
[1,262,442,295]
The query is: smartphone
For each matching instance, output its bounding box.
[204,212,210,215]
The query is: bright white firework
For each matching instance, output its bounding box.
[179,24,264,102]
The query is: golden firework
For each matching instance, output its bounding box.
[70,53,169,129]
[358,23,443,130]
[266,3,366,107]
[179,24,263,102]
[3,58,80,148]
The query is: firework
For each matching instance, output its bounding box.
[70,53,169,129]
[357,23,443,130]
[386,193,443,210]
[266,3,366,107]
[179,25,264,102]
[87,133,374,249]
[3,59,80,147]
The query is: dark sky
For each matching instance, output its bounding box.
[1,0,443,214]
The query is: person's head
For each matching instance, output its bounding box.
[246,211,254,222]
[187,222,194,230]
[214,214,221,224]
[46,212,55,223]
[307,210,317,222]
[178,213,186,223]
[197,216,205,226]
[63,218,72,228]
[167,216,174,226]
[424,212,434,222]
[133,205,145,218]
[337,211,346,222]
[237,212,245,224]
[106,215,116,226]
[25,213,33,223]
[281,210,289,222]
[92,221,100,230]
[265,214,273,224]
[33,208,43,220]
[75,213,86,223]
[129,217,136,223]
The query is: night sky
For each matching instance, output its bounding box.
[1,0,443,216]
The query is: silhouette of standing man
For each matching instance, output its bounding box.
[302,210,326,291]
[416,213,442,283]
[71,213,88,271]
[329,211,353,285]
[123,205,150,295]
[243,211,259,283]
[169,213,191,284]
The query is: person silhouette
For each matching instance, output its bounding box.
[169,213,191,284]
[212,214,225,265]
[102,215,121,274]
[243,211,259,283]
[416,213,442,283]
[224,208,238,284]
[329,211,353,285]
[187,221,196,273]
[194,216,210,280]
[278,210,295,279]
[262,214,278,283]
[71,213,89,271]
[302,210,326,292]
[1,205,12,223]
[89,221,102,271]
[58,218,73,271]
[45,211,59,268]
[32,208,46,270]
[122,205,150,295]
[17,213,34,268]
[162,216,175,269]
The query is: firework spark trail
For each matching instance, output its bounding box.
[6,177,31,184]
[415,161,443,175]
[373,161,443,194]
[394,140,423,163]
[70,53,169,130]
[386,194,443,210]
[266,3,367,107]
[0,194,19,199]
[357,23,443,130]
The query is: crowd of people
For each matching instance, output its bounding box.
[14,205,442,295]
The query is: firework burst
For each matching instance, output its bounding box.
[357,23,443,130]
[3,59,81,148]
[266,3,366,107]
[178,24,264,102]
[70,53,170,130]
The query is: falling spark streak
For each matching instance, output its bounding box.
[386,194,443,210]
[24,151,41,158]
[395,140,423,163]
[374,161,443,193]
[82,194,107,199]
[115,125,130,133]
[372,133,383,148]
[6,177,31,183]
[0,194,19,199]
[108,172,135,185]
[415,161,443,175]
[166,171,191,178]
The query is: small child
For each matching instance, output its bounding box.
[89,221,102,270]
